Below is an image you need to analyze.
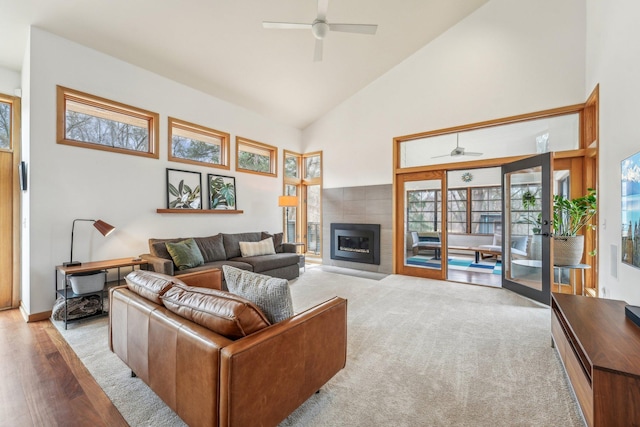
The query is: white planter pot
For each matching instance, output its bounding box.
[553,235,584,266]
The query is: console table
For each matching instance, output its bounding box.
[551,293,640,426]
[55,257,148,329]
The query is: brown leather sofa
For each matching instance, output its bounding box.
[109,270,347,427]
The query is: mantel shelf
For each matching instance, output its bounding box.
[156,209,244,214]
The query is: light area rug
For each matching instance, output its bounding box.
[407,255,502,275]
[54,266,583,427]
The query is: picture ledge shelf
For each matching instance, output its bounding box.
[156,209,244,214]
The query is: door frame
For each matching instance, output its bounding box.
[0,93,21,310]
[395,170,448,280]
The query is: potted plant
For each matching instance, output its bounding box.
[552,188,597,266]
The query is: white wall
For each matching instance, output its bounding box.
[24,27,301,316]
[0,66,20,95]
[586,0,640,304]
[303,0,586,189]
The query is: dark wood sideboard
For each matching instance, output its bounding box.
[551,293,640,427]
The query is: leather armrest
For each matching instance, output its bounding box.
[177,269,222,290]
[219,297,347,427]
[140,253,174,275]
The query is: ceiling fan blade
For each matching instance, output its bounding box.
[263,22,311,30]
[464,152,483,156]
[314,39,323,62]
[431,153,452,159]
[317,0,329,21]
[329,23,378,35]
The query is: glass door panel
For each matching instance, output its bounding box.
[397,171,447,280]
[502,153,552,305]
[305,184,321,255]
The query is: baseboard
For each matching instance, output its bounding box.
[19,302,52,322]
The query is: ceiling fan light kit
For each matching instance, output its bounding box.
[263,0,378,61]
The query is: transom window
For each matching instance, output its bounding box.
[57,86,159,158]
[168,117,229,169]
[0,98,11,150]
[236,137,277,176]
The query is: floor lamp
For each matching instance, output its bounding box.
[278,196,298,243]
[63,218,116,267]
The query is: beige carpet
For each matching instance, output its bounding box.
[54,266,584,426]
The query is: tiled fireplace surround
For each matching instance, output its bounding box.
[322,184,392,274]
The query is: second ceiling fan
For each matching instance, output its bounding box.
[263,0,378,61]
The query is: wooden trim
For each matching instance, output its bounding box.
[56,86,160,159]
[583,84,599,297]
[235,136,278,177]
[156,209,244,214]
[395,104,586,143]
[11,96,20,309]
[167,117,230,169]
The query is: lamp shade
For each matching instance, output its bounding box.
[93,219,115,236]
[278,195,298,207]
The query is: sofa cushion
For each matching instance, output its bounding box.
[261,232,284,253]
[239,237,276,257]
[230,253,299,273]
[125,270,176,304]
[165,238,205,271]
[149,237,185,260]
[222,232,263,259]
[223,265,294,323]
[161,284,270,339]
[195,234,227,262]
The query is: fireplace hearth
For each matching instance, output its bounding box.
[330,223,380,265]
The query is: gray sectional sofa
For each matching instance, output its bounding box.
[140,231,300,285]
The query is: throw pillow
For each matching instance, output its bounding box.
[261,231,284,253]
[239,237,276,258]
[222,265,294,323]
[165,238,204,270]
[161,284,270,339]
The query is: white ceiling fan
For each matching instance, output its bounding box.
[432,134,483,158]
[262,0,378,61]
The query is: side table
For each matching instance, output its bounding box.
[55,257,148,329]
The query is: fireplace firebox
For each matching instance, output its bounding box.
[330,223,380,265]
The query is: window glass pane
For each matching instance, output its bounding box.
[305,155,321,179]
[306,184,321,254]
[169,119,228,167]
[239,150,270,172]
[237,137,276,175]
[65,99,150,151]
[471,186,503,233]
[0,101,10,150]
[285,154,299,178]
[284,184,297,243]
[448,189,467,233]
[407,190,441,232]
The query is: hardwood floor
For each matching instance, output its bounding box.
[0,309,126,427]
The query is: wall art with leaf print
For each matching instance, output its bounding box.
[166,168,202,209]
[208,174,236,210]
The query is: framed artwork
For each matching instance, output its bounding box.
[166,168,202,209]
[208,174,236,209]
[621,151,640,269]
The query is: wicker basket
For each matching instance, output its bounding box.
[553,235,584,266]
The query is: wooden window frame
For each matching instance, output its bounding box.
[56,85,159,159]
[168,117,230,169]
[235,136,277,177]
[283,150,302,243]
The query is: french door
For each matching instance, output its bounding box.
[396,170,447,280]
[501,153,552,305]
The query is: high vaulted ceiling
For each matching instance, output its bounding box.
[0,0,488,129]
